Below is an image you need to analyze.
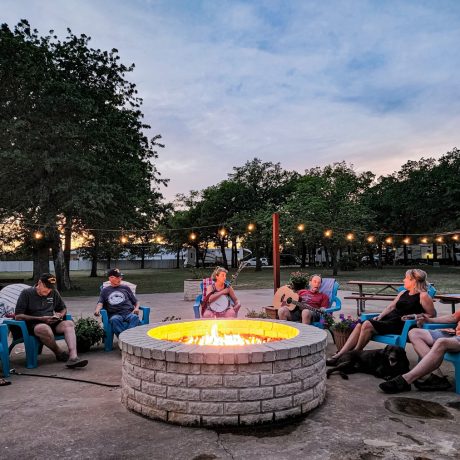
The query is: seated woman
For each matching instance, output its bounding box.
[202,267,241,318]
[327,269,435,364]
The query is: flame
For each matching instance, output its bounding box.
[178,323,280,346]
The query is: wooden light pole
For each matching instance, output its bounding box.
[273,213,280,293]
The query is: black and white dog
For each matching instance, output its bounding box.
[326,345,410,380]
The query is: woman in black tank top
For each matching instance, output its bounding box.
[329,269,435,361]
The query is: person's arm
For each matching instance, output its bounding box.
[320,294,329,309]
[374,292,403,320]
[94,291,106,317]
[208,287,230,304]
[419,291,435,317]
[417,312,458,325]
[125,287,140,315]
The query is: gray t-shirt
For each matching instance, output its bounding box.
[98,285,137,317]
[15,287,66,319]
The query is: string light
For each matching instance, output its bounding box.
[367,235,375,243]
[324,229,332,238]
[247,223,255,232]
[189,232,197,241]
[120,235,128,244]
[403,237,411,245]
[346,233,354,241]
[436,236,444,243]
[218,228,227,237]
[297,224,305,232]
[385,237,393,244]
[34,231,43,240]
[155,236,163,244]
[420,237,428,244]
[453,235,459,241]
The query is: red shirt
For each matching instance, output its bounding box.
[297,289,329,309]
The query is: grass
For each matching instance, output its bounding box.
[1,265,459,296]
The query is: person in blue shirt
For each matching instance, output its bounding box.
[94,269,141,337]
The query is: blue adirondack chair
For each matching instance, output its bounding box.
[421,322,460,394]
[360,284,437,349]
[0,324,10,377]
[5,314,73,369]
[99,281,150,351]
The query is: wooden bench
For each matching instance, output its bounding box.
[344,295,396,316]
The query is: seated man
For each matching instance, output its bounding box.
[379,310,460,393]
[278,274,329,324]
[94,269,141,336]
[15,273,87,368]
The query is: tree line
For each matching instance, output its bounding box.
[1,21,459,287]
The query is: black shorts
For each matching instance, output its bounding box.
[289,307,321,323]
[27,320,62,336]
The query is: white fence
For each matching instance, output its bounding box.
[0,259,181,272]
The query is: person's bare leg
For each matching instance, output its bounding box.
[353,321,376,351]
[33,324,61,356]
[408,328,434,358]
[55,320,78,360]
[278,306,291,321]
[402,338,460,384]
[301,310,313,325]
[331,323,363,358]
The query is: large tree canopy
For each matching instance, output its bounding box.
[0,20,167,288]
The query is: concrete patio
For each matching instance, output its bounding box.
[1,289,459,459]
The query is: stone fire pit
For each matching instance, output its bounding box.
[119,319,327,426]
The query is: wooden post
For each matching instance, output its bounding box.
[273,213,280,293]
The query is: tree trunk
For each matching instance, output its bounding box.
[324,245,330,268]
[63,215,72,278]
[51,226,71,291]
[331,247,338,276]
[140,246,145,269]
[176,246,181,268]
[403,244,408,265]
[300,241,307,268]
[231,237,238,268]
[219,238,229,270]
[432,242,438,261]
[33,246,50,282]
[90,234,99,277]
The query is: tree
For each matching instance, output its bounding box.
[0,21,167,288]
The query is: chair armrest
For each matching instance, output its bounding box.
[360,313,379,321]
[139,306,150,324]
[4,318,29,334]
[398,319,416,347]
[422,323,457,330]
[326,296,341,313]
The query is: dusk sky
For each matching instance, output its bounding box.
[3,0,460,201]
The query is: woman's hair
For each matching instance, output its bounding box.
[211,266,228,281]
[406,268,428,292]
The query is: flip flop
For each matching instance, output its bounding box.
[0,378,11,386]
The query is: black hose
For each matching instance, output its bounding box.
[9,369,120,388]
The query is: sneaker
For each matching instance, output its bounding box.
[65,357,88,369]
[379,375,411,394]
[56,351,69,362]
[413,374,452,391]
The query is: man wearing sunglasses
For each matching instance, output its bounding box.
[15,273,87,368]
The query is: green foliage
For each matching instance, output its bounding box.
[74,317,105,350]
[338,254,358,271]
[288,271,309,290]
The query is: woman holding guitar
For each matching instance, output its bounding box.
[202,267,242,318]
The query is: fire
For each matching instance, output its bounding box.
[178,323,280,346]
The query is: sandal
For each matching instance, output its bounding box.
[0,378,11,386]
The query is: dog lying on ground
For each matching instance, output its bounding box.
[326,345,410,380]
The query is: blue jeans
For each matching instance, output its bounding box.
[110,312,141,337]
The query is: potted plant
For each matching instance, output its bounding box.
[323,314,361,352]
[288,271,309,291]
[75,317,105,353]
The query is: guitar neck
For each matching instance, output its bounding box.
[287,298,325,316]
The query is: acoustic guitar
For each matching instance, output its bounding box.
[273,285,326,316]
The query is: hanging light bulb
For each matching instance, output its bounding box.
[120,235,128,244]
[453,235,459,241]
[247,223,255,232]
[324,229,332,238]
[297,223,305,232]
[436,236,444,243]
[420,237,428,244]
[155,235,163,244]
[189,232,197,241]
[34,230,43,240]
[385,237,393,244]
[403,237,411,245]
[218,228,227,237]
[367,235,375,243]
[346,233,354,241]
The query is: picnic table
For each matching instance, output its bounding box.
[345,280,403,315]
[434,294,460,314]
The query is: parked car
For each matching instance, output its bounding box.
[361,254,380,264]
[245,257,268,267]
[279,254,301,266]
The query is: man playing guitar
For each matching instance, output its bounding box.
[202,267,242,318]
[278,274,329,324]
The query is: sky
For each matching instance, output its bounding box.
[2,0,460,201]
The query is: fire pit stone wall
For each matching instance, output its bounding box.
[119,319,327,427]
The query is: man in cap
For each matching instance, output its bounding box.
[15,273,88,368]
[94,269,141,337]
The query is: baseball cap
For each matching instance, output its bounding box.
[40,273,57,289]
[107,268,123,278]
